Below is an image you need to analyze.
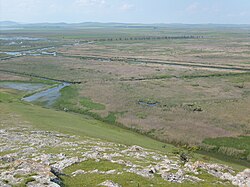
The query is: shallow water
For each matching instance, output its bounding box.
[1,47,56,57]
[3,52,22,56]
[0,82,45,91]
[0,36,46,41]
[0,81,70,107]
[138,101,159,107]
[22,83,70,106]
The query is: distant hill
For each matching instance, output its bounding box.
[0,21,249,29]
[0,21,20,26]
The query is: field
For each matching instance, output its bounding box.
[0,25,250,165]
[0,81,247,186]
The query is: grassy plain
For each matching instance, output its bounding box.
[0,26,250,163]
[0,84,247,173]
[0,89,173,153]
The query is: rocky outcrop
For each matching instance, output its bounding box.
[0,160,58,186]
[232,169,250,187]
[0,124,249,187]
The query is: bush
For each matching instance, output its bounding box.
[199,143,218,152]
[247,154,250,161]
[180,152,189,163]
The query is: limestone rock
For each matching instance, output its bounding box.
[72,170,85,176]
[232,169,250,187]
[98,180,122,187]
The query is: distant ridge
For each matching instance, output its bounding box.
[0,21,20,26]
[0,21,250,29]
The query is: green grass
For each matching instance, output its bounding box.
[61,160,230,187]
[0,87,247,187]
[0,90,20,102]
[53,86,78,108]
[53,86,126,129]
[203,136,250,153]
[197,150,250,168]
[148,72,250,81]
[63,160,124,174]
[54,86,105,111]
[80,97,105,110]
[103,112,117,124]
[3,98,246,170]
[0,86,247,169]
[61,169,227,187]
[9,102,174,153]
[0,150,17,156]
[202,136,250,160]
[2,88,171,152]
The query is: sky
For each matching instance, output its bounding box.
[0,0,250,24]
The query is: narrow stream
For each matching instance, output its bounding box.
[0,36,56,57]
[0,47,57,57]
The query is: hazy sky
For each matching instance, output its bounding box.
[0,0,250,24]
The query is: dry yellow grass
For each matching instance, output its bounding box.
[1,28,250,147]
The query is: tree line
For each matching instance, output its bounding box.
[80,35,204,43]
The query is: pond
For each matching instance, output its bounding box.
[0,81,70,107]
[22,82,70,106]
[138,101,159,107]
[0,82,46,92]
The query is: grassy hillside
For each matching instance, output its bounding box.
[0,87,246,187]
[1,87,173,153]
[0,85,248,170]
[0,26,249,168]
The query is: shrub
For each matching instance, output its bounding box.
[247,154,250,161]
[199,143,218,152]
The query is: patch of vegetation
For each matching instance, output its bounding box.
[145,128,157,136]
[138,98,159,106]
[14,177,36,187]
[14,173,37,179]
[54,86,124,128]
[197,171,233,187]
[54,86,105,112]
[103,112,117,124]
[0,90,20,103]
[63,160,124,174]
[136,112,147,119]
[2,179,9,184]
[151,74,172,79]
[202,136,250,160]
[7,102,173,153]
[182,72,250,79]
[145,72,250,81]
[182,103,203,112]
[61,171,226,187]
[80,97,105,110]
[1,27,250,172]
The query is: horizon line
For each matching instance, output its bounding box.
[1,20,250,25]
